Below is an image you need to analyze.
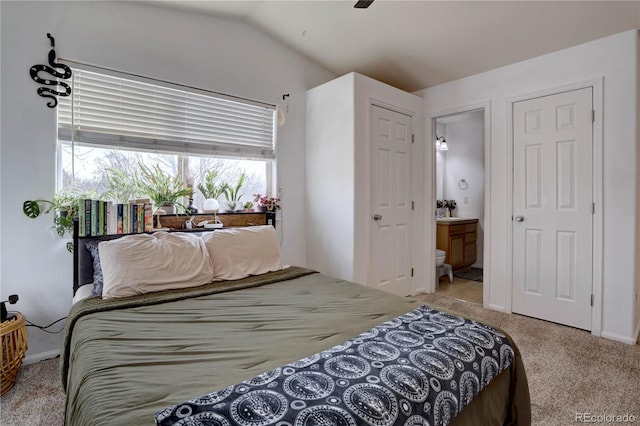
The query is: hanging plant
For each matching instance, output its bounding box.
[23,192,83,252]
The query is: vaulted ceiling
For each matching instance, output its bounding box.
[147,1,640,92]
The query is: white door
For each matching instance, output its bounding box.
[370,105,413,296]
[512,87,593,330]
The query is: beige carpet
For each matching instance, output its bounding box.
[414,293,640,425]
[1,294,638,425]
[0,356,64,425]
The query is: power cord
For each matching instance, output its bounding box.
[23,315,67,334]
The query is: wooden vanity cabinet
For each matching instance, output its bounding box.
[436,219,478,270]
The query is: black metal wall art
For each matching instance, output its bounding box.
[29,33,72,108]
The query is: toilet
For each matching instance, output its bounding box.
[435,249,453,286]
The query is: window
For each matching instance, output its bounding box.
[57,65,276,211]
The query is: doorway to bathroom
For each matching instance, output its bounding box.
[434,109,485,304]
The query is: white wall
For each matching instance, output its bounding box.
[0,1,335,361]
[441,112,485,267]
[305,74,356,279]
[416,29,640,343]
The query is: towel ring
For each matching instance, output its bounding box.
[458,179,469,190]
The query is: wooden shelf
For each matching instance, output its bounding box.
[157,211,275,230]
[74,211,276,241]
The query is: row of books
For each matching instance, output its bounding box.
[78,198,154,237]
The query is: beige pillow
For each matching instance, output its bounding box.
[99,232,213,299]
[202,225,283,280]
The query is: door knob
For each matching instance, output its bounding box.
[514,215,525,222]
[372,214,383,221]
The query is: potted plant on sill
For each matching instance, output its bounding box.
[23,191,84,252]
[101,167,143,204]
[242,201,254,212]
[253,194,281,212]
[222,173,246,212]
[138,163,193,215]
[197,169,225,213]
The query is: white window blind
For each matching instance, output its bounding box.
[58,68,276,159]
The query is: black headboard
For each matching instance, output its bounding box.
[72,212,276,295]
[74,231,123,295]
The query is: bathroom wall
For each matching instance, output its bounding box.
[437,111,485,267]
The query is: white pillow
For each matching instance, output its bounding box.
[99,232,214,299]
[202,225,283,281]
[72,284,94,304]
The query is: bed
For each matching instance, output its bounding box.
[62,225,530,426]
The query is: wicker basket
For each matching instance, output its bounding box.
[1,313,28,396]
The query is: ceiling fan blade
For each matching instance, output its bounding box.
[354,0,374,9]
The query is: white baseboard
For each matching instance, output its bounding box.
[601,331,638,345]
[412,286,428,296]
[487,303,508,313]
[635,321,640,344]
[24,349,60,365]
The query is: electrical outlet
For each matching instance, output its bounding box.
[464,196,469,204]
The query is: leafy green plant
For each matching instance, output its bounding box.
[222,173,246,211]
[101,167,143,203]
[138,163,193,212]
[197,169,225,199]
[23,191,86,252]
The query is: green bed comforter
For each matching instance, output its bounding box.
[61,266,530,425]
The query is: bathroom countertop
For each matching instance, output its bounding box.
[436,217,478,223]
